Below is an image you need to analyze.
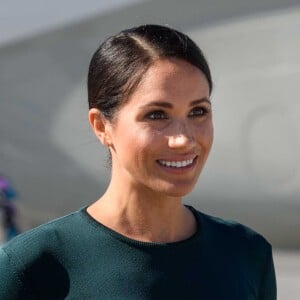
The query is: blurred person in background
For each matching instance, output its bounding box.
[0,174,20,242]
[0,24,276,299]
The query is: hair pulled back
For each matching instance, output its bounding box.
[88,24,212,120]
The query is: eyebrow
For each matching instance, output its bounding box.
[140,98,211,109]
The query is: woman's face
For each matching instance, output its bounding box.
[107,58,213,197]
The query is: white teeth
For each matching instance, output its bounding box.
[158,159,194,168]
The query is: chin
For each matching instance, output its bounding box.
[138,176,199,198]
[157,182,197,198]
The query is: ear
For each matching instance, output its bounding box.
[88,108,112,146]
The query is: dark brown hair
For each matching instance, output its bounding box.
[88,24,212,120]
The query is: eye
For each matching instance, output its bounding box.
[145,110,168,120]
[188,106,209,117]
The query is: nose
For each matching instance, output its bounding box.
[167,122,195,149]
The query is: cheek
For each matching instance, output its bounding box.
[135,126,164,146]
[118,128,159,161]
[196,122,214,147]
[131,129,165,167]
[207,124,214,145]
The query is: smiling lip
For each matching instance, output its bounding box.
[157,156,198,169]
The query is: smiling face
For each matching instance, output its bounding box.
[100,58,213,198]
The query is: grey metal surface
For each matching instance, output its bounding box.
[0,0,145,47]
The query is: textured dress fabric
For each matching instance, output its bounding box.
[0,206,276,300]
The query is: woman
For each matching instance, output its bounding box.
[0,24,276,299]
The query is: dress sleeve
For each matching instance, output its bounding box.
[259,244,277,300]
[0,247,29,299]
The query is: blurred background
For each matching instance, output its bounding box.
[0,0,299,298]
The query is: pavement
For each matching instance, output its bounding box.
[273,250,300,299]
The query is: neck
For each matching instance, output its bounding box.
[87,180,196,243]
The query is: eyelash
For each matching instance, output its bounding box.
[145,107,210,120]
[146,110,167,120]
[188,107,209,117]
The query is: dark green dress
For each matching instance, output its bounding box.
[0,206,276,299]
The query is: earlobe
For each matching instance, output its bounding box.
[88,108,112,146]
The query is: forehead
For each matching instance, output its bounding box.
[128,58,210,104]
